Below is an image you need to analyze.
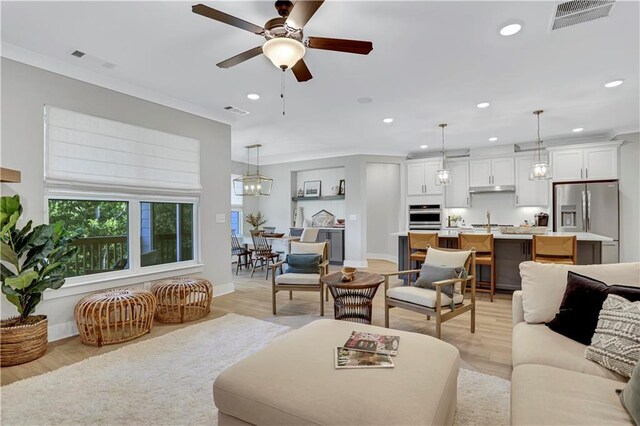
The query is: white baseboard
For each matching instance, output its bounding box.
[343,259,369,268]
[47,281,236,342]
[367,253,398,264]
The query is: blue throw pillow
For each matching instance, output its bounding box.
[285,254,322,274]
[413,264,466,298]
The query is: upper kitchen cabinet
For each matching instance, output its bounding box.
[549,143,620,182]
[469,157,514,187]
[406,160,443,196]
[515,156,548,206]
[445,161,470,207]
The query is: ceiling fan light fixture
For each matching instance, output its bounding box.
[262,37,306,70]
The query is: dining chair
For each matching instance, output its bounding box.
[231,232,252,275]
[250,233,281,279]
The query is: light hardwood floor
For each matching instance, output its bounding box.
[1,260,513,386]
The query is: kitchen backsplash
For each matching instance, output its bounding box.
[445,192,549,226]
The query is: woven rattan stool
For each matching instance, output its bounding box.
[74,288,156,347]
[152,277,213,323]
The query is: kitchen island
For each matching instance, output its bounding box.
[392,230,614,291]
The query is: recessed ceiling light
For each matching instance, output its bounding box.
[383,118,394,124]
[477,102,490,108]
[572,128,584,132]
[499,23,522,36]
[604,80,624,88]
[420,145,428,149]
[489,137,498,142]
[247,93,260,100]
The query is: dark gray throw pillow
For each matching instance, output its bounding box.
[618,360,640,424]
[413,264,466,298]
[285,254,322,274]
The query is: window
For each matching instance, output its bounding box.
[231,174,243,235]
[48,199,129,277]
[140,202,194,266]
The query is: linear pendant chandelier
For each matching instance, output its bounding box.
[529,110,552,181]
[436,123,452,185]
[233,144,273,196]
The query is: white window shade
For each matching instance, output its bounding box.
[45,106,201,194]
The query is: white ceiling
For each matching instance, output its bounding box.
[2,1,639,164]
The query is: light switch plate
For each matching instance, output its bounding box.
[349,214,357,221]
[215,214,226,223]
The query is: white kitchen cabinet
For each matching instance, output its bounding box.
[515,156,549,206]
[445,161,470,207]
[550,144,619,182]
[469,157,514,187]
[406,161,442,195]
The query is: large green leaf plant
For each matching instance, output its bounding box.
[1,195,77,323]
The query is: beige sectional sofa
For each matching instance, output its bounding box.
[511,261,640,425]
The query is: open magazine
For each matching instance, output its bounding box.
[343,331,400,356]
[334,347,394,369]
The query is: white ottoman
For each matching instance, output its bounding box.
[214,319,460,425]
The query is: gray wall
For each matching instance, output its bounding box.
[366,163,401,261]
[615,132,640,262]
[0,59,233,338]
[231,160,258,235]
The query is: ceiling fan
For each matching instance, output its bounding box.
[192,1,373,82]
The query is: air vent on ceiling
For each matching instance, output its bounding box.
[551,0,615,30]
[224,106,250,116]
[70,50,86,58]
[66,48,117,70]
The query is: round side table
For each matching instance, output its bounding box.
[321,271,384,324]
[74,288,156,347]
[152,277,213,323]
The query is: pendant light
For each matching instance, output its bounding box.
[436,123,452,185]
[233,144,273,196]
[529,110,552,180]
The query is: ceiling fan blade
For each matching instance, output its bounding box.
[192,4,265,35]
[291,59,313,82]
[285,1,324,30]
[306,37,373,55]
[216,46,264,69]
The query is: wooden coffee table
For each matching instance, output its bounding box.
[321,271,384,324]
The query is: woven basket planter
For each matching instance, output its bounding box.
[0,315,48,367]
[152,277,213,323]
[74,288,156,347]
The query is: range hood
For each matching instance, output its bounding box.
[468,185,516,194]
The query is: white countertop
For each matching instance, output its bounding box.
[391,230,613,242]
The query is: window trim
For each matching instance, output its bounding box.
[44,189,201,296]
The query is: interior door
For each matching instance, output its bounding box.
[407,163,425,195]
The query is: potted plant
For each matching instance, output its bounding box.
[245,212,267,235]
[0,195,77,366]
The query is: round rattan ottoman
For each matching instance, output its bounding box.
[74,288,156,347]
[152,277,213,323]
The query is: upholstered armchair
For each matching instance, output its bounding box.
[384,247,476,339]
[270,241,329,316]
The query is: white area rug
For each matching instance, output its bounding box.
[1,314,510,425]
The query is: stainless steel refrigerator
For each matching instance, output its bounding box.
[554,180,619,263]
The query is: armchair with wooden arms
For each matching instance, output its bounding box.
[270,241,329,316]
[383,247,476,339]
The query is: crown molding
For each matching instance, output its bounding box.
[1,42,232,126]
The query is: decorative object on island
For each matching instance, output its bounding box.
[323,271,385,324]
[191,1,373,83]
[233,144,273,196]
[151,277,213,323]
[341,266,357,282]
[436,123,452,185]
[311,209,335,227]
[0,195,77,366]
[303,180,321,197]
[245,211,267,231]
[529,110,552,180]
[339,179,345,195]
[499,226,547,235]
[74,288,156,346]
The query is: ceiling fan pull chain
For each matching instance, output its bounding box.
[281,69,286,116]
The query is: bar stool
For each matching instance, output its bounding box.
[532,235,577,265]
[458,233,495,302]
[408,232,439,283]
